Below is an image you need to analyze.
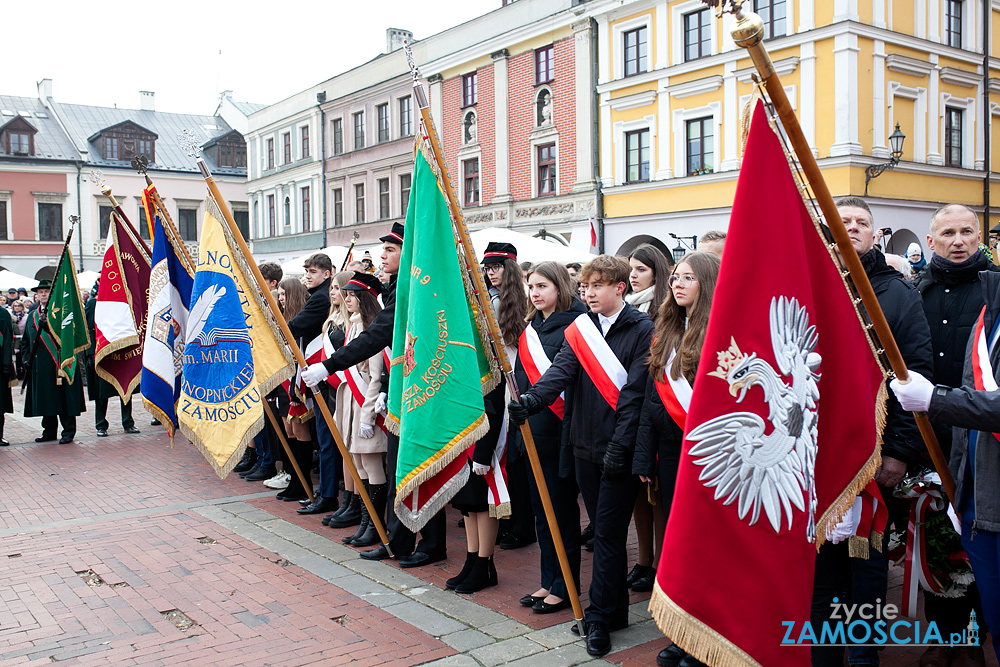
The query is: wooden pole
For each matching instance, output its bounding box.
[412,84,585,632]
[722,1,956,507]
[196,159,392,556]
[262,399,313,503]
[99,186,152,257]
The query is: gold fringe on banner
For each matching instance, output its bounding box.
[648,582,761,667]
[179,413,264,480]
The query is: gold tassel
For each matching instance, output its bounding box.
[848,535,870,559]
[870,530,883,553]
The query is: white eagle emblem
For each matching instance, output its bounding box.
[686,296,821,535]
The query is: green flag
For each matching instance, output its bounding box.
[387,145,498,532]
[47,249,90,382]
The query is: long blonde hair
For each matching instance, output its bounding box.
[323,271,352,336]
[647,252,720,383]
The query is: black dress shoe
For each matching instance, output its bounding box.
[678,655,707,667]
[532,597,569,614]
[150,419,161,426]
[297,496,338,515]
[630,565,656,592]
[519,594,544,607]
[398,551,446,568]
[585,621,611,656]
[571,615,627,635]
[0,438,9,446]
[656,644,686,667]
[124,426,141,434]
[245,464,277,482]
[498,534,536,550]
[96,429,108,437]
[359,544,393,561]
[35,434,56,443]
[626,563,645,586]
[58,436,74,444]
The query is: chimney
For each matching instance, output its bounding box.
[139,91,155,111]
[37,78,53,100]
[386,28,413,53]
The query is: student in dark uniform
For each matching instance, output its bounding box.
[0,301,13,446]
[84,281,139,437]
[22,279,85,444]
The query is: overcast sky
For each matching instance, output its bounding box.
[4,0,500,114]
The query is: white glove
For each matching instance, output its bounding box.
[374,392,387,414]
[472,462,490,476]
[359,423,375,439]
[828,502,859,544]
[889,371,933,412]
[301,363,328,388]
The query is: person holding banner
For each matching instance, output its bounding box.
[334,272,388,548]
[509,255,654,656]
[634,251,720,667]
[84,281,139,438]
[513,261,587,614]
[320,272,356,527]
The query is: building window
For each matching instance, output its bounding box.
[377,104,390,143]
[38,203,62,241]
[332,119,344,155]
[399,96,413,137]
[354,183,365,223]
[99,205,114,239]
[754,0,786,39]
[354,112,365,149]
[0,200,6,240]
[463,72,478,107]
[625,130,650,182]
[233,209,249,240]
[301,186,311,231]
[535,45,554,85]
[282,132,291,164]
[685,9,711,61]
[686,117,714,175]
[138,138,152,158]
[301,126,310,158]
[8,132,31,155]
[945,0,963,48]
[333,188,343,227]
[463,158,480,206]
[378,178,390,219]
[623,27,648,77]
[945,107,963,167]
[218,141,247,168]
[266,138,274,169]
[267,194,276,235]
[537,144,556,196]
[105,136,119,160]
[400,174,411,218]
[178,208,198,241]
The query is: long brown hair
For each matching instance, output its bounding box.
[279,277,309,321]
[494,257,528,344]
[648,251,721,383]
[348,289,382,330]
[525,261,574,320]
[323,271,352,336]
[628,243,672,324]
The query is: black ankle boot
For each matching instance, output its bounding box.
[455,556,497,594]
[324,487,353,524]
[329,493,361,528]
[276,440,307,501]
[352,482,386,547]
[233,447,257,473]
[344,482,371,544]
[446,552,478,590]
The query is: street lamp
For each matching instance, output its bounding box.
[865,123,906,195]
[668,233,698,264]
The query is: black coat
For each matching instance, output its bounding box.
[529,302,654,465]
[862,249,934,465]
[288,276,332,346]
[632,373,684,479]
[0,306,12,414]
[323,275,395,373]
[22,307,85,418]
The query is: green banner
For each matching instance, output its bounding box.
[47,248,90,382]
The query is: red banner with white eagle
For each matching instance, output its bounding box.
[95,209,151,401]
[649,101,885,666]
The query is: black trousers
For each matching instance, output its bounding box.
[94,396,134,431]
[504,439,536,541]
[576,458,638,626]
[385,432,447,557]
[41,415,76,439]
[526,448,580,600]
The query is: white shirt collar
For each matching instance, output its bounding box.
[597,301,626,336]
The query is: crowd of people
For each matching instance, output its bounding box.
[4,196,998,667]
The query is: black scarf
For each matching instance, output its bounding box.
[928,249,988,286]
[860,247,897,281]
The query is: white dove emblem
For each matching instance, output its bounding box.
[187,284,226,344]
[686,296,821,535]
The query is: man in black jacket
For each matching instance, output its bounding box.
[509,255,653,657]
[911,203,992,667]
[301,223,446,566]
[811,197,934,667]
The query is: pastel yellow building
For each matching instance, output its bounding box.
[581,0,998,259]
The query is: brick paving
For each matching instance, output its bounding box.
[0,391,995,666]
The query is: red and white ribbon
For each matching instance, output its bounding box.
[484,413,510,516]
[343,363,388,434]
[518,325,565,419]
[654,351,692,431]
[564,314,627,409]
[900,482,948,617]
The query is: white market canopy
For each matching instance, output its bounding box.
[0,269,36,291]
[469,227,596,266]
[77,270,100,290]
[277,245,350,276]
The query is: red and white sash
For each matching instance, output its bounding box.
[321,333,346,388]
[971,306,1000,443]
[343,359,388,433]
[484,414,510,518]
[382,347,391,375]
[654,351,692,431]
[517,325,565,419]
[564,313,627,409]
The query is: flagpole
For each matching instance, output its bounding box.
[262,398,314,504]
[194,157,392,556]
[714,0,956,508]
[341,231,360,272]
[405,47,585,633]
[98,185,152,257]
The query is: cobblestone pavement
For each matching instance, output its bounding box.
[0,394,995,666]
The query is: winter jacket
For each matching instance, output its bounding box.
[633,373,684,479]
[322,275,395,373]
[335,313,386,454]
[288,276,331,346]
[929,269,1000,532]
[862,248,934,465]
[528,302,654,465]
